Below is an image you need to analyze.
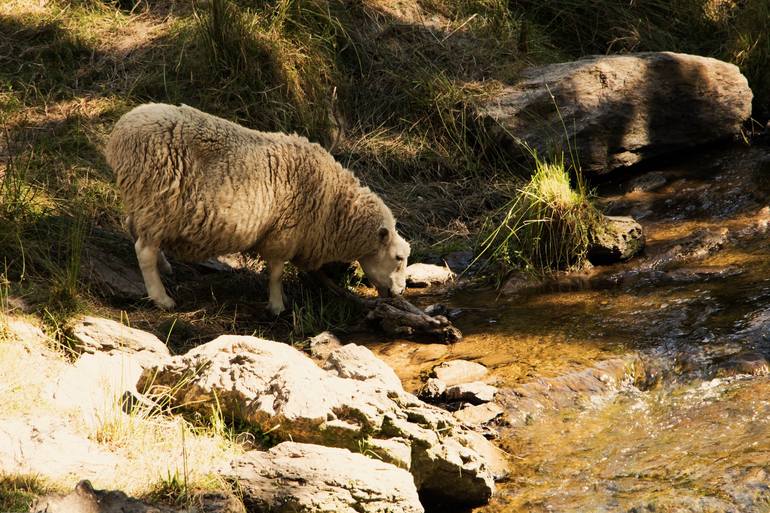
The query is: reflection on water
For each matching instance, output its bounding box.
[367,145,770,512]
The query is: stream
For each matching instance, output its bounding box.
[370,144,770,512]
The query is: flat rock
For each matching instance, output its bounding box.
[223,442,424,513]
[406,263,455,287]
[432,360,489,386]
[445,382,498,404]
[453,403,504,426]
[477,52,752,175]
[138,336,497,505]
[69,316,170,365]
[323,343,403,390]
[588,215,645,265]
[31,480,176,513]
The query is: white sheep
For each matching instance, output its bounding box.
[106,103,410,314]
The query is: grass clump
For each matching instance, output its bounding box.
[478,152,601,276]
[0,474,59,513]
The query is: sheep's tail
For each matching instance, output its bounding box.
[124,215,137,241]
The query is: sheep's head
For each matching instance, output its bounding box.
[359,226,410,297]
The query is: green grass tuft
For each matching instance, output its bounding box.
[478,150,602,276]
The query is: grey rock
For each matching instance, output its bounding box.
[588,215,645,265]
[308,331,344,362]
[432,360,489,386]
[323,343,403,390]
[628,171,667,193]
[70,316,170,364]
[30,480,175,513]
[138,336,498,505]
[445,382,498,404]
[443,250,474,273]
[418,378,447,401]
[477,52,752,175]
[453,403,504,426]
[223,442,424,513]
[406,263,455,287]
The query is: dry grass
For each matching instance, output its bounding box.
[0,316,243,509]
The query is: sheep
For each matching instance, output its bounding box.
[106,103,410,315]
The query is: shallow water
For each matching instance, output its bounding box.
[369,144,770,512]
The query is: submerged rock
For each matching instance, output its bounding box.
[138,336,498,505]
[588,215,645,265]
[30,480,177,513]
[477,52,752,175]
[223,442,424,513]
[432,360,489,386]
[406,263,455,287]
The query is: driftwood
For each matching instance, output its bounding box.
[314,272,462,344]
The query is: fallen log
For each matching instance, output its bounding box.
[314,272,462,343]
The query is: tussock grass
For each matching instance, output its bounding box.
[478,151,602,276]
[0,474,60,513]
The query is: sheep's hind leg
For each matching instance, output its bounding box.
[266,260,285,316]
[157,251,173,275]
[135,238,176,310]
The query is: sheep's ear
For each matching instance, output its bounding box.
[378,227,390,245]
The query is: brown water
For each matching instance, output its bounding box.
[370,144,770,513]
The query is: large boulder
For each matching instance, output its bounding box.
[223,442,424,513]
[477,52,752,175]
[137,336,498,505]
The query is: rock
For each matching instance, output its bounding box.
[443,250,474,273]
[588,215,645,265]
[405,263,455,287]
[138,336,497,505]
[30,480,175,513]
[418,378,447,401]
[432,360,489,386]
[423,303,448,317]
[500,272,540,296]
[628,171,667,193]
[323,343,403,390]
[5,318,50,346]
[223,442,424,513]
[477,52,752,175]
[0,416,121,482]
[715,351,770,378]
[453,402,504,426]
[48,352,145,429]
[445,382,498,404]
[308,331,344,362]
[69,316,170,365]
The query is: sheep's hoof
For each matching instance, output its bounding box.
[153,295,177,310]
[267,302,285,316]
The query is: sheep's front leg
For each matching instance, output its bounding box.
[135,238,176,310]
[267,260,285,315]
